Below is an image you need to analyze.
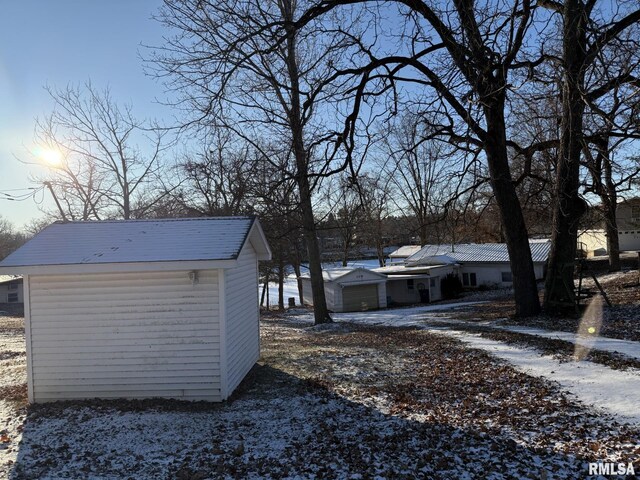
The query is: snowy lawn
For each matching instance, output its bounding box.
[1,312,639,479]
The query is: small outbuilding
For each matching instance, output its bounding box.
[300,267,387,312]
[0,217,271,403]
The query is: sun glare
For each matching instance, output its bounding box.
[40,148,63,166]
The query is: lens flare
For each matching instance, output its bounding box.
[574,295,603,361]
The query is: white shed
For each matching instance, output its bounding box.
[0,217,271,403]
[300,267,387,313]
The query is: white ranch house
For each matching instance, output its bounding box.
[300,267,387,312]
[402,240,551,288]
[0,217,271,403]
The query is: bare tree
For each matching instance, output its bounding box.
[33,83,171,220]
[151,0,366,324]
[299,0,545,316]
[540,0,640,309]
[358,174,394,267]
[0,217,27,261]
[379,112,471,245]
[581,35,640,271]
[322,176,368,266]
[172,130,256,216]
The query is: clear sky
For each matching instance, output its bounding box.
[0,0,170,229]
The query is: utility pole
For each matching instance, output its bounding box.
[43,181,68,222]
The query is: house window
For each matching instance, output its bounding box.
[8,283,18,291]
[462,272,477,287]
[501,271,513,283]
[407,279,415,290]
[429,277,436,287]
[632,206,640,219]
[8,293,18,303]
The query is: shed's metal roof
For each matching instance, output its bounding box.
[406,241,551,266]
[0,217,257,267]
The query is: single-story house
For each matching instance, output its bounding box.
[373,264,456,304]
[0,275,23,304]
[404,240,551,288]
[0,216,271,403]
[300,267,387,312]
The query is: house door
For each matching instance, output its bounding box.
[417,282,430,303]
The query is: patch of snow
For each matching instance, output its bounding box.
[326,306,640,426]
[436,330,640,425]
[494,325,640,361]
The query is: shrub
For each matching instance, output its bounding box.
[441,273,463,299]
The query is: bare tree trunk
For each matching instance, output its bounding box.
[283,2,331,324]
[602,145,621,272]
[291,248,304,305]
[278,253,285,310]
[484,103,541,317]
[604,200,621,272]
[260,278,268,307]
[544,0,588,311]
[342,241,349,267]
[419,222,428,246]
[376,236,385,267]
[299,187,331,323]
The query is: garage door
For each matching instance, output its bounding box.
[342,284,379,312]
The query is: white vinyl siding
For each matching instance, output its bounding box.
[225,243,260,396]
[28,270,221,402]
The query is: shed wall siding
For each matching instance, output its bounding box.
[28,270,221,402]
[301,279,313,306]
[225,244,260,396]
[301,279,339,311]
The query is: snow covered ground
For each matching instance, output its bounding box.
[491,325,640,361]
[439,331,640,425]
[287,304,640,425]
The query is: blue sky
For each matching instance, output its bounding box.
[0,0,169,229]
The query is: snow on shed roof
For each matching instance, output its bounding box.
[373,264,452,275]
[0,217,267,269]
[299,267,386,282]
[0,275,22,285]
[406,241,551,266]
[388,245,422,258]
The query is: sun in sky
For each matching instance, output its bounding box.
[39,147,64,166]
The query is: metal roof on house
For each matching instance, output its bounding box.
[0,217,263,268]
[388,245,422,258]
[406,241,552,266]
